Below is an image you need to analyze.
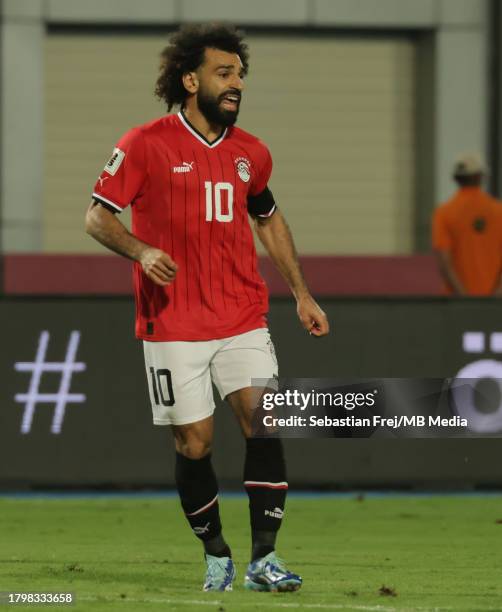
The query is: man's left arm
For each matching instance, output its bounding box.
[253,210,330,337]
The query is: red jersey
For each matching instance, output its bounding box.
[92,112,276,341]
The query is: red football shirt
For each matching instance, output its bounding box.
[92,112,276,341]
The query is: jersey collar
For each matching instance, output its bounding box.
[178,110,227,148]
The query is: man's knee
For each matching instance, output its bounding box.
[173,430,212,459]
[176,438,212,459]
[172,417,213,459]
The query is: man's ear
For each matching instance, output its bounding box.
[182,71,199,94]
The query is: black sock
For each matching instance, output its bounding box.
[175,452,230,556]
[251,530,277,562]
[204,534,232,558]
[244,438,287,562]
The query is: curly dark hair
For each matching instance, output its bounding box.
[155,23,249,111]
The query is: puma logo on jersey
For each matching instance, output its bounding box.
[173,161,195,173]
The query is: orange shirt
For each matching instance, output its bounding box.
[432,186,502,295]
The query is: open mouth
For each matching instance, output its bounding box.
[220,93,241,111]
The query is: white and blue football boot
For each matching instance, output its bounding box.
[202,554,236,592]
[244,551,302,592]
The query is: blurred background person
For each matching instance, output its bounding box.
[432,152,502,296]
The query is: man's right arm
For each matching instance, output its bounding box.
[432,207,466,295]
[85,201,177,286]
[434,249,465,296]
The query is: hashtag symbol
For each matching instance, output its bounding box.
[14,331,86,434]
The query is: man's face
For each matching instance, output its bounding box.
[195,48,244,127]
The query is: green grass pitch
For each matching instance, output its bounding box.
[1,494,502,611]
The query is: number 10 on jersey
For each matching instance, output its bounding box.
[205,181,234,222]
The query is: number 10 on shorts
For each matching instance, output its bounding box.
[148,368,175,406]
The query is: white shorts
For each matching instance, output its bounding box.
[143,328,278,426]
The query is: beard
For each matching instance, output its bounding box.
[197,86,240,127]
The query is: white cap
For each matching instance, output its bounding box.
[453,152,486,177]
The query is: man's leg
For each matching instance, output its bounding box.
[211,328,301,591]
[227,387,301,591]
[143,339,235,591]
[172,416,231,559]
[226,388,287,561]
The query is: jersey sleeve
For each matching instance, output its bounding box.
[92,127,147,213]
[249,143,273,197]
[432,207,452,251]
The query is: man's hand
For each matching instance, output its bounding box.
[139,247,178,286]
[297,294,330,337]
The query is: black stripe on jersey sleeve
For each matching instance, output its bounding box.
[247,186,277,218]
[92,194,120,214]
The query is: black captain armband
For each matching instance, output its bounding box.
[247,186,277,219]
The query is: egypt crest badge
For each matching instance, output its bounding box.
[235,157,251,183]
